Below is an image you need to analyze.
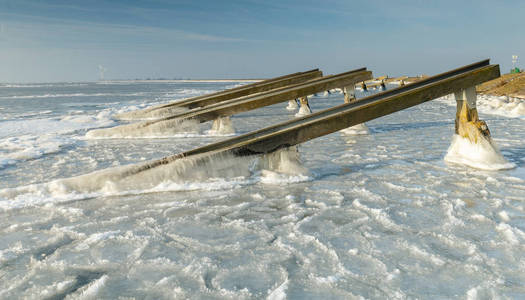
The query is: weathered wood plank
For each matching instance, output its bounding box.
[384,76,408,84]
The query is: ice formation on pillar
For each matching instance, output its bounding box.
[208,116,235,135]
[286,99,298,111]
[259,146,308,175]
[340,86,368,134]
[258,146,311,183]
[340,123,369,135]
[444,87,515,170]
[444,134,515,170]
[295,97,312,117]
[295,106,312,117]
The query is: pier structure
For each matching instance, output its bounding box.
[94,68,373,136]
[115,69,323,120]
[117,60,501,177]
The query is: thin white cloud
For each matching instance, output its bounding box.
[0,12,254,45]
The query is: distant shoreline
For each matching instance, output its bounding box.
[0,79,264,85]
[102,79,263,83]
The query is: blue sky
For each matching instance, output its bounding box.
[0,0,523,82]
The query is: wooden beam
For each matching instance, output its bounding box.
[384,76,408,84]
[364,76,387,84]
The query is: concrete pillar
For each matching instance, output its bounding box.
[343,85,356,103]
[454,86,490,142]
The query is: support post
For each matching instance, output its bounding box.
[295,96,312,117]
[445,85,512,169]
[343,85,356,103]
[454,86,490,143]
[210,116,235,135]
[299,96,310,108]
[341,85,368,134]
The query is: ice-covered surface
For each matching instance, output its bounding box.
[1,81,525,298]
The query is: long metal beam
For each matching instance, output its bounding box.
[119,60,499,177]
[141,68,372,125]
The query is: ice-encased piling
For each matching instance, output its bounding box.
[343,85,355,104]
[340,84,369,135]
[444,87,515,170]
[209,116,235,135]
[295,96,312,117]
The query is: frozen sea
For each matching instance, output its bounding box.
[0,80,524,299]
